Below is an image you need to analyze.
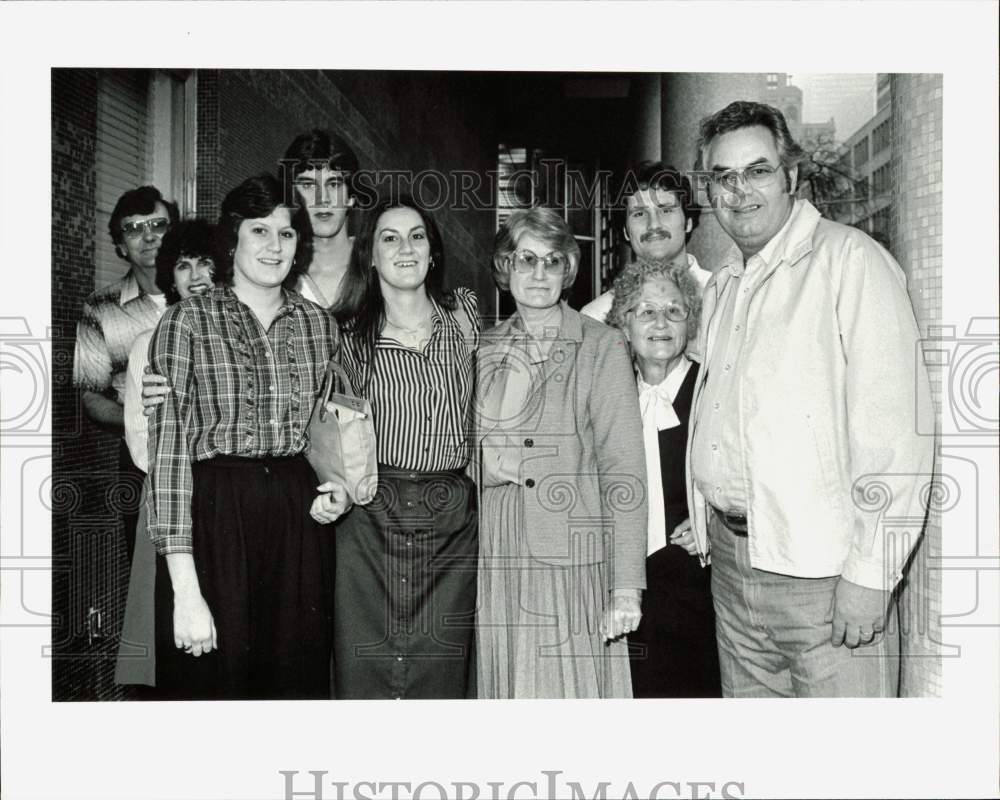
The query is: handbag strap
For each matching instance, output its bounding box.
[320,358,357,405]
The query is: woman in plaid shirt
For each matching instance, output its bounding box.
[144,174,347,700]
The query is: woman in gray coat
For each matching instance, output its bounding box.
[474,207,647,698]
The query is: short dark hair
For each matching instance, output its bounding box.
[154,219,219,304]
[215,174,312,291]
[109,185,179,252]
[694,101,804,178]
[282,129,360,200]
[616,161,701,239]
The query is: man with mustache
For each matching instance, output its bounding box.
[687,101,933,696]
[581,161,711,322]
[73,185,178,561]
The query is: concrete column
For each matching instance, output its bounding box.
[660,73,766,273]
[631,74,661,165]
[890,73,944,698]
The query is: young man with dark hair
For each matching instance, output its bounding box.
[282,129,359,308]
[580,161,711,323]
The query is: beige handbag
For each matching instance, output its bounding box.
[305,359,377,505]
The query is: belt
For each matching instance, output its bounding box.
[711,505,748,536]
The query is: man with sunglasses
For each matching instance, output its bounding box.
[74,185,178,562]
[686,101,933,697]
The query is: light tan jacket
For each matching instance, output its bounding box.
[686,200,935,590]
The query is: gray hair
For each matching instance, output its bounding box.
[607,258,701,342]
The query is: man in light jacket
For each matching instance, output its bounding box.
[687,101,934,697]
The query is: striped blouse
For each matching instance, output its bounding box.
[339,287,480,472]
[144,285,339,555]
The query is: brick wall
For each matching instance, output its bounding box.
[890,73,943,697]
[51,69,131,701]
[194,69,498,316]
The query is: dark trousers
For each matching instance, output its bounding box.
[333,467,478,699]
[155,455,334,700]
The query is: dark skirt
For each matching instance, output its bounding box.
[333,467,478,699]
[154,454,334,700]
[628,543,721,698]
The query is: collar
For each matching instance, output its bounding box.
[637,355,691,402]
[718,198,821,279]
[118,269,146,307]
[215,284,304,315]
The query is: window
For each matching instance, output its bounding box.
[872,163,892,197]
[872,119,891,155]
[766,74,779,89]
[852,137,870,167]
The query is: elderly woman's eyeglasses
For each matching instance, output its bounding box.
[121,218,170,240]
[510,249,569,275]
[709,163,782,192]
[628,301,690,324]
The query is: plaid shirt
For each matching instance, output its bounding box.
[73,268,165,404]
[340,287,479,472]
[145,286,338,555]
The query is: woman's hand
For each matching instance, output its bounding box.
[141,367,170,416]
[310,480,352,524]
[669,517,700,557]
[601,589,642,642]
[173,592,217,657]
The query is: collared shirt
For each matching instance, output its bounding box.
[578,253,712,323]
[689,207,798,513]
[145,285,338,554]
[339,287,479,472]
[73,268,166,405]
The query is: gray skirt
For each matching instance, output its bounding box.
[476,483,632,699]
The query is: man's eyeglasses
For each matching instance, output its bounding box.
[709,163,783,192]
[509,249,569,275]
[121,218,170,240]
[627,301,690,324]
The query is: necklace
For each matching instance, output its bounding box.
[384,309,432,336]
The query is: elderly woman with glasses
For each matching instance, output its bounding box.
[607,258,721,698]
[474,206,647,698]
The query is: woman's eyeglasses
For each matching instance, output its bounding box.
[627,301,690,324]
[510,249,569,275]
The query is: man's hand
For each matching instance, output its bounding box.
[601,590,642,642]
[829,577,890,648]
[141,368,170,416]
[669,517,700,557]
[310,480,352,524]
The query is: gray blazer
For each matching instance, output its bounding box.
[474,303,647,590]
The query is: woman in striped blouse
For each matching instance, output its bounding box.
[331,194,480,699]
[145,174,348,700]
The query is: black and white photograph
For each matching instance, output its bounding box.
[1,2,998,799]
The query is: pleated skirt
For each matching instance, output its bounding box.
[154,454,334,701]
[477,483,632,699]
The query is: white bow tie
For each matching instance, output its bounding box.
[638,378,681,431]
